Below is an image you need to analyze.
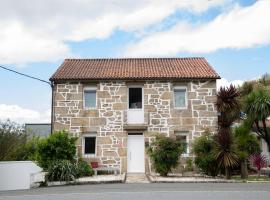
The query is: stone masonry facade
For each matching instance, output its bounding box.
[53,80,217,174]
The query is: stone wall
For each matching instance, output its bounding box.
[53,79,217,173]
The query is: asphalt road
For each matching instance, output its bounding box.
[0,183,270,200]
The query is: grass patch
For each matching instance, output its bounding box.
[232,175,270,182]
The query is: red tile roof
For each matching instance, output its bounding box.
[50,58,220,81]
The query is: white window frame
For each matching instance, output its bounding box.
[83,86,97,109]
[82,133,97,157]
[175,131,189,157]
[173,86,188,109]
[127,85,144,110]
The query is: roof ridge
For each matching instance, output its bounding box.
[64,57,205,61]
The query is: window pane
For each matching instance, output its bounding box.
[174,89,186,107]
[176,134,188,154]
[129,88,142,109]
[85,137,96,154]
[84,90,96,108]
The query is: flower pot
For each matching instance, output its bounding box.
[90,162,99,169]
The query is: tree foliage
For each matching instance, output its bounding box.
[147,135,184,176]
[38,130,77,169]
[193,132,219,176]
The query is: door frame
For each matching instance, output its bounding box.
[127,133,145,173]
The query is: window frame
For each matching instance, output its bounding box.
[127,85,144,110]
[83,86,97,109]
[82,133,97,157]
[173,86,188,109]
[175,131,189,157]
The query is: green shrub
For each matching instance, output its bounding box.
[38,131,77,169]
[147,135,184,176]
[47,160,78,182]
[15,136,41,161]
[185,158,194,171]
[193,133,219,176]
[76,159,94,177]
[0,120,27,161]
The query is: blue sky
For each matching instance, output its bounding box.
[0,0,269,123]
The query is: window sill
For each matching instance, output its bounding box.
[174,107,188,110]
[82,154,96,158]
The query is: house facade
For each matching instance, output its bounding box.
[50,58,220,174]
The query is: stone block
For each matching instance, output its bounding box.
[168,118,181,125]
[80,109,99,117]
[182,117,198,125]
[205,96,217,103]
[102,159,116,164]
[55,107,68,115]
[113,103,126,110]
[160,92,172,100]
[200,81,216,89]
[103,151,118,157]
[116,87,127,95]
[145,105,157,112]
[118,148,127,157]
[54,122,70,131]
[144,88,158,95]
[97,137,112,144]
[66,93,82,100]
[151,119,160,125]
[90,118,106,126]
[97,91,111,98]
[71,118,89,126]
[198,111,217,117]
[55,93,65,101]
[188,92,196,99]
[193,105,207,110]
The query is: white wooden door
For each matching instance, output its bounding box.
[127,134,145,173]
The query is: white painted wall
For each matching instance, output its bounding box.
[0,161,43,191]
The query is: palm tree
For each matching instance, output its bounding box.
[244,87,270,152]
[215,85,240,179]
[234,120,261,179]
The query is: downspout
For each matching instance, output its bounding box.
[50,81,55,134]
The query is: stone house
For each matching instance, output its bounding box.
[50,58,220,174]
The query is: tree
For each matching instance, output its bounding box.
[193,131,219,176]
[147,135,184,176]
[244,87,270,152]
[234,120,261,179]
[0,120,26,161]
[215,85,240,179]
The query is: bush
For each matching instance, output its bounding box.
[16,136,41,161]
[147,135,184,176]
[76,159,94,177]
[0,120,27,161]
[38,131,77,169]
[193,133,219,176]
[47,160,78,182]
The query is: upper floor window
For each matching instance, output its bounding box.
[175,131,189,156]
[129,87,142,109]
[84,87,96,108]
[174,86,187,108]
[82,133,96,157]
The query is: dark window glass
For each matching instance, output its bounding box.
[174,88,186,107]
[129,88,142,109]
[84,137,96,154]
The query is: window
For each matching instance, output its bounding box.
[174,87,187,108]
[84,87,96,108]
[175,132,189,156]
[129,87,142,109]
[82,134,96,156]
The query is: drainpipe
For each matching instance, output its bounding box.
[50,81,55,134]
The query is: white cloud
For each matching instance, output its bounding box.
[125,0,270,57]
[216,78,244,90]
[0,0,226,64]
[0,104,50,124]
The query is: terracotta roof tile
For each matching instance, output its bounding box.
[50,57,220,81]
